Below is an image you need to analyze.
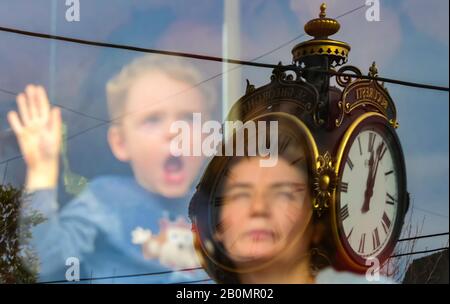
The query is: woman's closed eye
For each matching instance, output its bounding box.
[225,191,252,202]
[270,184,306,203]
[273,190,296,201]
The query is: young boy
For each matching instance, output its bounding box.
[7,55,216,283]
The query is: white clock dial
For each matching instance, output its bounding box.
[339,129,399,258]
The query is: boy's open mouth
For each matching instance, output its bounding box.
[163,156,186,185]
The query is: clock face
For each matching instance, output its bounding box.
[338,126,404,262]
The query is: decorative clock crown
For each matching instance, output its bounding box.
[292,3,351,67]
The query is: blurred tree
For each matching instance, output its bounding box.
[0,184,44,283]
[403,249,449,284]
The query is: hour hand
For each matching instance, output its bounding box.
[361,152,375,213]
[362,142,385,213]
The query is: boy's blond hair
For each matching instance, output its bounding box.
[106,55,217,120]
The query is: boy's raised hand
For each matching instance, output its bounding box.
[7,85,62,191]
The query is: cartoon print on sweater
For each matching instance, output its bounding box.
[131,215,200,269]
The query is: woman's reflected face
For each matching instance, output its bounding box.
[215,156,312,264]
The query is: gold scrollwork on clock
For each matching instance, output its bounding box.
[313,151,337,216]
[335,63,398,128]
[335,81,397,127]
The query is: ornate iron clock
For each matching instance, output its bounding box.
[189,3,409,277]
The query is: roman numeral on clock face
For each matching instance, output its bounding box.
[358,136,363,156]
[347,158,354,170]
[346,227,354,241]
[358,233,366,253]
[372,228,381,250]
[379,142,387,161]
[386,193,396,205]
[341,182,349,193]
[381,212,391,234]
[340,204,349,221]
[368,133,376,153]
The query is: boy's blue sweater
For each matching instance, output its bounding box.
[25,175,209,284]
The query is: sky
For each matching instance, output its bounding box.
[0,0,448,278]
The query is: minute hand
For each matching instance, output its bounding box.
[361,151,375,214]
[361,142,384,213]
[372,142,385,182]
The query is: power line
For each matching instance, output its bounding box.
[0,87,108,123]
[0,87,17,96]
[334,4,368,19]
[50,104,108,122]
[2,61,447,155]
[0,3,446,167]
[170,278,213,284]
[39,266,204,284]
[252,4,368,62]
[0,26,275,69]
[1,64,448,166]
[0,155,21,165]
[1,160,8,184]
[0,72,217,165]
[56,64,236,141]
[0,3,368,137]
[398,232,449,242]
[1,64,449,163]
[413,206,449,219]
[0,4,366,81]
[0,49,259,165]
[325,70,449,92]
[0,27,448,91]
[39,246,450,283]
[0,3,447,165]
[390,247,449,258]
[65,121,108,141]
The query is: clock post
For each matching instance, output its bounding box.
[291,3,350,128]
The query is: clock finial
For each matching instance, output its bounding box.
[319,3,327,18]
[369,61,378,77]
[292,3,351,67]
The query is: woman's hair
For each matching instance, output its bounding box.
[189,114,335,283]
[105,55,217,120]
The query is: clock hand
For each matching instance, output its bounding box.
[361,143,384,213]
[371,149,381,184]
[361,150,375,213]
